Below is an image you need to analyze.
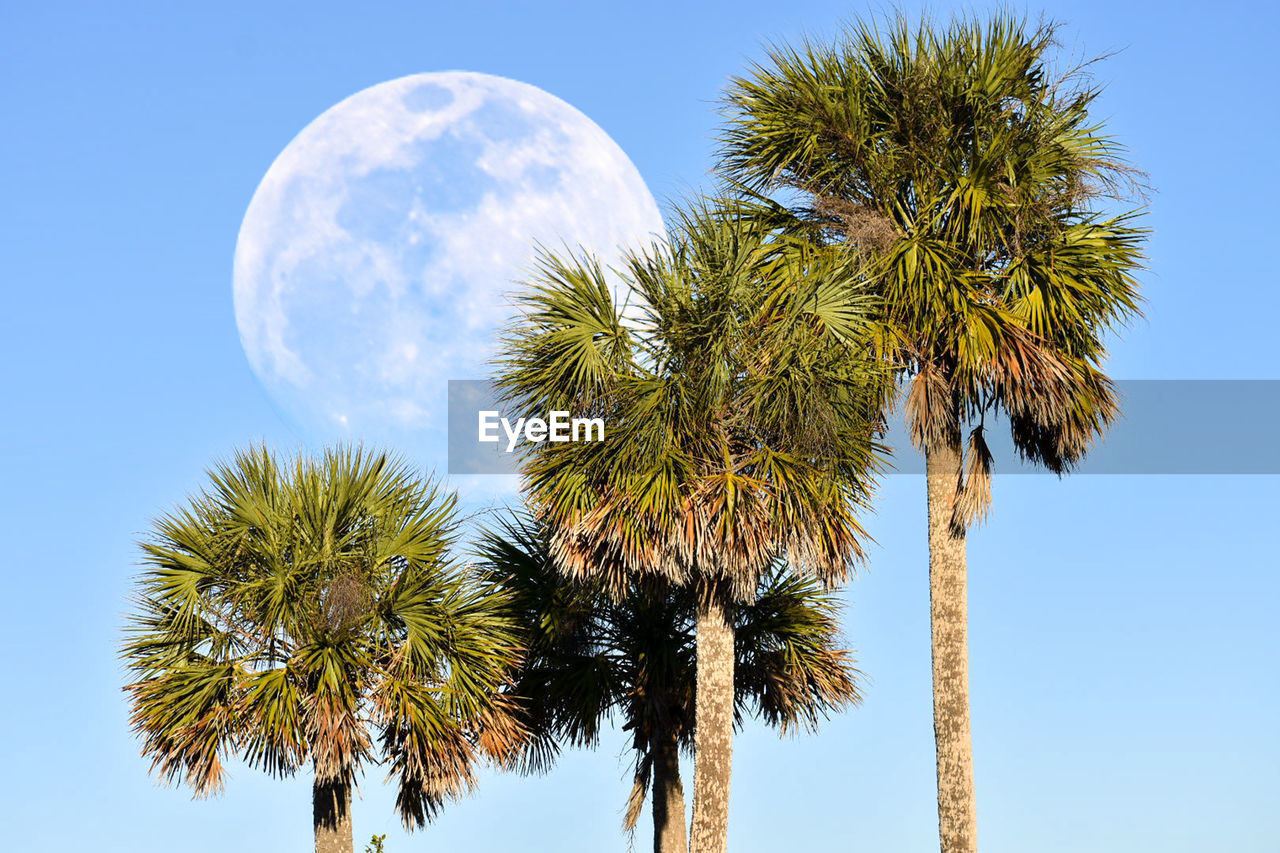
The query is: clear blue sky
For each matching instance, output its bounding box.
[2,2,1276,851]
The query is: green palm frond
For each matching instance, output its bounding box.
[720,11,1148,504]
[122,445,524,828]
[496,199,887,598]
[733,568,861,734]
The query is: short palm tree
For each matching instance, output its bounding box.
[476,511,861,853]
[495,201,886,853]
[720,14,1146,853]
[122,446,525,853]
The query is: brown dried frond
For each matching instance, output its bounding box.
[391,725,478,829]
[1005,361,1118,470]
[471,692,532,764]
[622,751,653,832]
[129,686,234,796]
[952,426,994,532]
[305,691,370,785]
[544,497,689,595]
[905,364,960,451]
[960,319,1073,417]
[780,506,867,587]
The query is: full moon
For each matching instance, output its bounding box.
[233,71,664,456]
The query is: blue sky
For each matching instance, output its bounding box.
[2,2,1277,851]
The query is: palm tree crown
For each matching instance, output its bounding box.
[497,201,886,597]
[122,446,524,852]
[721,14,1145,482]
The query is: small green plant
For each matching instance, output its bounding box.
[365,834,387,853]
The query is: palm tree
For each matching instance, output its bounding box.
[476,511,861,853]
[719,14,1146,853]
[495,201,886,853]
[122,446,525,853]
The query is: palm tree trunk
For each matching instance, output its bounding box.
[690,595,734,853]
[313,771,354,853]
[926,438,977,853]
[652,730,688,853]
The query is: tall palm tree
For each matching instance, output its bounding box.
[122,446,525,853]
[719,14,1146,853]
[495,201,886,853]
[476,512,861,853]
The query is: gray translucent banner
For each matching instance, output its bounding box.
[448,380,1280,475]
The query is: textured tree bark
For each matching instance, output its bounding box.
[926,438,978,853]
[689,597,734,853]
[652,730,688,853]
[313,772,354,853]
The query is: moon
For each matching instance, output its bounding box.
[232,71,664,461]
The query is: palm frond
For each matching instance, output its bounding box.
[122,445,523,828]
[719,10,1147,482]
